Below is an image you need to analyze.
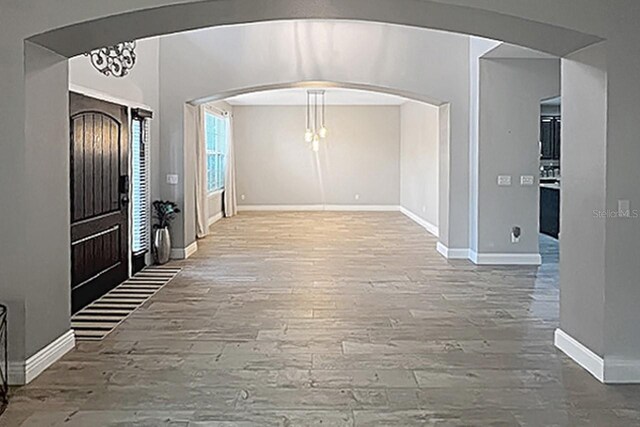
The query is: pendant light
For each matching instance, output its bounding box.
[305,90,328,151]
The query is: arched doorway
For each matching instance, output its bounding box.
[4,0,623,387]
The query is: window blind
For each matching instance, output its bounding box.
[204,111,229,193]
[131,109,152,254]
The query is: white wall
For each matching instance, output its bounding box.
[233,105,400,207]
[400,101,439,231]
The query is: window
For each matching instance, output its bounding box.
[131,109,152,255]
[205,111,228,193]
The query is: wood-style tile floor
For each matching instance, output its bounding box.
[3,212,640,426]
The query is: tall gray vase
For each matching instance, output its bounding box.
[153,227,171,265]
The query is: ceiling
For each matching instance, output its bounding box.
[541,96,561,107]
[224,88,409,106]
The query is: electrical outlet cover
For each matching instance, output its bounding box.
[520,175,535,186]
[497,175,512,186]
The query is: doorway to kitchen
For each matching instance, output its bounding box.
[539,96,561,270]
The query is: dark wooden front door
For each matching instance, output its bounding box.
[70,92,129,313]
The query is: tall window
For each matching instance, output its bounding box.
[131,109,152,256]
[205,111,228,193]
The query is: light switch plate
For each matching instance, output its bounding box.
[520,175,535,186]
[497,175,512,186]
[166,174,179,185]
[619,200,630,217]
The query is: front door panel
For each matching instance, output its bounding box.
[69,92,129,313]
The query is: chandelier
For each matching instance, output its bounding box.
[86,41,137,78]
[304,90,328,151]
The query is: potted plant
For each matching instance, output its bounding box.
[152,200,181,264]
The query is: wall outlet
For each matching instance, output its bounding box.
[241,194,246,201]
[511,226,521,243]
[520,175,535,186]
[354,194,360,201]
[497,175,512,186]
[166,174,179,185]
[422,205,426,213]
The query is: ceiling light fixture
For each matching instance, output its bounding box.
[305,90,327,151]
[86,41,137,78]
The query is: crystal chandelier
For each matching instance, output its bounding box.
[86,41,137,78]
[304,90,328,151]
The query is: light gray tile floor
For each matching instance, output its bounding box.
[2,212,639,426]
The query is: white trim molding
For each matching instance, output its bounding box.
[554,329,640,383]
[400,206,439,237]
[208,211,224,227]
[469,250,542,265]
[436,242,470,260]
[69,84,153,111]
[238,205,400,212]
[555,328,604,382]
[8,330,75,385]
[171,241,198,260]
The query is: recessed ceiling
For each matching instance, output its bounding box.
[225,88,409,106]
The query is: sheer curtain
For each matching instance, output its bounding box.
[224,112,238,217]
[194,104,210,238]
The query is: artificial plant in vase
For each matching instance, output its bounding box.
[152,200,181,265]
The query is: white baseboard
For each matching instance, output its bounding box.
[325,205,400,212]
[436,242,469,260]
[238,205,400,212]
[469,250,542,265]
[8,329,75,385]
[399,207,439,237]
[208,211,224,227]
[555,328,604,382]
[555,328,640,384]
[171,241,198,260]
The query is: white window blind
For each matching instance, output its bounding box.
[205,111,229,193]
[131,110,151,254]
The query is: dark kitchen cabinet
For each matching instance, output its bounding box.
[540,186,560,238]
[540,116,561,161]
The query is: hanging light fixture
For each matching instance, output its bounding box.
[86,41,137,78]
[305,90,327,151]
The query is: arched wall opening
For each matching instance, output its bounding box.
[153,21,471,253]
[6,1,630,385]
[183,80,449,247]
[185,83,447,239]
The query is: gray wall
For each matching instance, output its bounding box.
[19,43,70,361]
[561,43,607,356]
[400,101,440,228]
[469,37,502,253]
[476,56,560,255]
[233,105,400,206]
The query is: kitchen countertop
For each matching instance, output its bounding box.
[540,182,561,190]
